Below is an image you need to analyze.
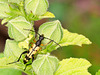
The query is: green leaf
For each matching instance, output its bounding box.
[7,5,21,17]
[1,18,9,25]
[0,53,22,75]
[8,16,32,41]
[39,11,55,19]
[39,20,63,43]
[3,39,33,75]
[25,0,49,16]
[0,56,27,74]
[0,2,10,19]
[4,39,24,58]
[0,0,8,2]
[0,53,4,58]
[0,53,19,69]
[1,17,13,25]
[38,20,63,52]
[59,28,92,46]
[32,53,59,75]
[0,68,22,75]
[8,0,23,4]
[96,70,100,75]
[0,57,17,69]
[0,57,22,75]
[55,58,92,75]
[18,33,34,49]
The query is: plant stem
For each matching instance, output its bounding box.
[19,1,26,17]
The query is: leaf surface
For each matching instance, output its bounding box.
[39,20,63,43]
[0,68,22,75]
[59,28,92,46]
[55,58,92,75]
[38,20,63,52]
[96,70,100,75]
[0,53,22,75]
[25,0,49,15]
[8,0,23,4]
[32,53,59,75]
[3,39,33,75]
[39,11,55,19]
[0,1,10,19]
[4,39,24,58]
[8,16,32,41]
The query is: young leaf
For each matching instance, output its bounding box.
[25,0,49,16]
[4,39,33,75]
[0,0,8,2]
[0,2,10,19]
[96,70,100,75]
[0,57,18,68]
[0,53,22,75]
[8,16,32,41]
[18,33,34,49]
[0,69,22,75]
[8,0,23,4]
[7,5,22,18]
[0,53,20,69]
[32,53,59,75]
[38,20,63,52]
[55,58,92,75]
[39,20,63,43]
[4,39,24,58]
[0,56,33,75]
[1,17,11,25]
[0,53,4,58]
[0,56,15,68]
[59,28,92,46]
[39,11,55,19]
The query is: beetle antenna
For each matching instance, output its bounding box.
[44,37,62,50]
[23,29,41,36]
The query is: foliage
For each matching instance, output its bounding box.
[55,58,91,75]
[0,0,92,75]
[96,70,100,75]
[0,53,22,75]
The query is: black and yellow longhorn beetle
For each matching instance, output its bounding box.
[8,30,61,71]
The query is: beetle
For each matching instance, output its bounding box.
[8,29,61,70]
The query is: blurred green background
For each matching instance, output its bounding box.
[0,0,100,75]
[49,0,100,75]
